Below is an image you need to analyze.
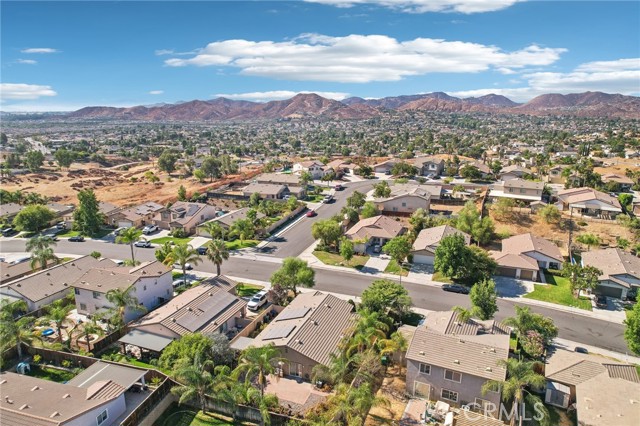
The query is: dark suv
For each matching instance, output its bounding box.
[595,295,607,308]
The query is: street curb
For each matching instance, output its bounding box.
[499,295,625,324]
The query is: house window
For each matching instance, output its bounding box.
[96,409,108,425]
[74,288,80,295]
[92,291,100,299]
[401,202,406,207]
[444,369,462,383]
[485,381,500,393]
[80,303,87,311]
[508,188,514,193]
[441,389,459,402]
[143,285,147,291]
[475,398,493,411]
[419,363,431,375]
[520,189,526,194]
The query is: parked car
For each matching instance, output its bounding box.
[113,227,127,236]
[372,244,382,253]
[321,194,333,204]
[172,278,192,288]
[1,227,17,237]
[55,222,67,230]
[334,184,344,191]
[282,195,291,201]
[574,347,589,354]
[173,262,193,270]
[384,170,391,175]
[134,240,152,248]
[69,235,85,242]
[442,284,470,294]
[142,225,159,235]
[248,290,269,311]
[595,294,607,308]
[197,246,208,255]
[306,210,317,217]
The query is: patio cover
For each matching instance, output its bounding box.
[230,336,255,351]
[118,329,175,352]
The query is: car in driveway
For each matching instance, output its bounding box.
[134,240,152,248]
[197,246,208,255]
[247,290,269,311]
[172,278,192,288]
[173,262,193,270]
[69,235,85,242]
[306,210,317,217]
[142,225,159,235]
[595,294,607,309]
[1,227,17,237]
[442,284,470,294]
[372,244,382,254]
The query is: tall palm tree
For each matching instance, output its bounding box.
[45,300,73,344]
[202,221,226,240]
[116,227,143,264]
[205,239,229,276]
[163,243,202,281]
[312,351,357,386]
[233,344,283,397]
[0,301,35,359]
[482,358,549,426]
[26,235,58,271]
[26,234,57,252]
[172,362,215,414]
[79,321,104,352]
[105,286,146,327]
[326,383,389,425]
[378,331,408,374]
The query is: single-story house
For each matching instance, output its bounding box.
[373,159,400,174]
[499,165,533,181]
[345,215,406,254]
[544,347,640,426]
[581,248,640,299]
[153,201,218,235]
[46,203,75,222]
[110,202,165,229]
[489,178,543,203]
[325,159,351,177]
[122,276,246,355]
[0,256,117,312]
[411,225,470,265]
[255,173,303,187]
[406,310,509,410]
[71,261,172,323]
[242,182,288,200]
[293,160,326,180]
[0,258,58,285]
[373,186,434,215]
[197,207,265,235]
[601,173,634,192]
[492,233,563,281]
[249,291,355,380]
[0,203,22,222]
[556,187,622,219]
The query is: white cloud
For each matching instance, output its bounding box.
[16,59,37,65]
[149,90,164,95]
[304,0,522,13]
[165,34,565,83]
[0,83,57,100]
[155,49,175,56]
[448,57,640,102]
[214,90,351,102]
[21,48,58,54]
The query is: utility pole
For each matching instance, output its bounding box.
[567,207,574,263]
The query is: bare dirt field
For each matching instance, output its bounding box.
[1,162,263,206]
[365,366,408,426]
[594,157,640,175]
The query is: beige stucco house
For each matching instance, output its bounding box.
[411,225,470,265]
[345,215,406,254]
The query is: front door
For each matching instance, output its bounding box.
[289,362,302,377]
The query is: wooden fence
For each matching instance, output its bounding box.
[265,205,306,234]
[232,305,284,342]
[199,396,298,426]
[120,378,174,426]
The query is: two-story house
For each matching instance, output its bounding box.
[489,178,543,203]
[111,202,165,229]
[406,311,510,411]
[71,261,172,323]
[344,215,406,254]
[154,201,218,235]
[499,165,533,181]
[413,156,445,177]
[293,160,326,180]
[373,185,436,215]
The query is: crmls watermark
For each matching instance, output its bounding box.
[460,402,546,423]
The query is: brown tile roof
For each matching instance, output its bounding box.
[581,248,640,282]
[70,261,170,294]
[0,203,22,218]
[243,182,287,196]
[575,372,640,426]
[502,178,544,190]
[557,187,621,210]
[0,259,57,284]
[345,215,405,241]
[492,252,539,270]
[501,233,564,263]
[256,173,302,186]
[601,173,634,185]
[500,165,532,175]
[412,225,470,253]
[603,364,640,382]
[67,361,148,391]
[374,184,442,201]
[545,347,639,386]
[204,207,265,228]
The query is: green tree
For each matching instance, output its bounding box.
[157,150,178,173]
[469,278,498,320]
[24,150,45,172]
[160,333,221,371]
[44,299,73,344]
[311,219,342,250]
[360,201,378,219]
[378,331,408,373]
[193,168,206,183]
[73,189,104,237]
[455,200,480,235]
[177,184,187,201]
[538,204,562,224]
[0,300,35,359]
[619,193,634,212]
[472,216,495,246]
[373,181,391,198]
[347,308,389,356]
[623,301,640,355]
[408,208,429,238]
[299,171,313,186]
[492,198,515,221]
[163,243,202,282]
[341,206,359,224]
[202,221,226,240]
[339,237,354,263]
[12,204,55,232]
[26,235,58,271]
[233,344,283,397]
[90,251,102,259]
[229,218,255,243]
[270,257,315,295]
[54,148,74,169]
[460,165,482,180]
[171,357,216,414]
[79,320,103,353]
[504,305,558,349]
[155,241,174,263]
[576,233,601,251]
[249,192,261,208]
[105,286,146,327]
[324,383,388,425]
[382,236,412,283]
[116,227,143,265]
[347,191,366,210]
[205,239,229,276]
[201,156,221,182]
[482,359,549,426]
[390,162,417,176]
[360,279,412,320]
[563,262,602,298]
[434,233,468,279]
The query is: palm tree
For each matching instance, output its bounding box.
[326,383,389,424]
[26,235,58,271]
[154,241,174,263]
[116,227,143,264]
[202,221,226,240]
[205,239,229,276]
[45,300,73,344]
[0,301,35,359]
[346,309,390,356]
[233,344,283,397]
[378,331,408,373]
[163,243,202,281]
[576,233,600,251]
[482,358,548,426]
[79,321,104,352]
[26,234,57,252]
[453,306,474,323]
[172,361,215,413]
[312,351,357,386]
[105,286,146,327]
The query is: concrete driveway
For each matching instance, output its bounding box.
[591,297,629,323]
[362,254,391,273]
[493,276,535,297]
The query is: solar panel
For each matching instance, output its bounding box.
[276,307,311,321]
[261,325,296,340]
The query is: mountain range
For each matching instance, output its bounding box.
[66,91,639,121]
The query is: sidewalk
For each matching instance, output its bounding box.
[501,294,626,324]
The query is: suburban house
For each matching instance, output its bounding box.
[545,165,570,184]
[255,172,302,187]
[345,215,406,254]
[0,258,58,285]
[0,256,117,312]
[153,201,218,235]
[121,276,246,356]
[99,201,122,225]
[325,159,351,177]
[46,202,75,222]
[413,156,445,177]
[372,159,399,174]
[0,362,149,426]
[373,185,434,215]
[544,347,640,426]
[0,202,22,222]
[197,207,265,235]
[489,178,543,203]
[601,173,634,192]
[71,261,172,323]
[249,291,355,380]
[110,202,165,229]
[499,165,533,181]
[242,182,288,200]
[411,225,471,265]
[556,187,622,219]
[492,233,563,281]
[581,248,640,299]
[293,160,326,180]
[405,310,509,410]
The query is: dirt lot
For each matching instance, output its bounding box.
[594,157,640,175]
[365,366,408,426]
[1,162,262,206]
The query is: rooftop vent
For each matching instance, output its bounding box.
[419,351,425,356]
[46,272,50,276]
[171,318,176,322]
[63,394,71,399]
[20,404,30,410]
[50,412,61,418]
[485,367,492,372]
[489,347,496,353]
[30,386,40,391]
[4,396,13,404]
[187,307,193,312]
[453,359,460,364]
[0,380,6,385]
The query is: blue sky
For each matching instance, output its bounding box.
[1,0,639,111]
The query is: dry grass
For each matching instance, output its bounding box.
[365,366,408,426]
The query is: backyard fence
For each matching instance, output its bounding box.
[120,377,174,426]
[199,396,298,426]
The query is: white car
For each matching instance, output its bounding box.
[247,290,269,311]
[172,278,192,288]
[173,262,193,270]
[142,225,159,234]
[134,240,152,248]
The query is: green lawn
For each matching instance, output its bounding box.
[28,364,76,383]
[149,236,193,245]
[524,272,592,310]
[431,271,454,284]
[225,239,259,250]
[57,228,111,238]
[306,194,326,203]
[384,260,410,276]
[154,403,244,426]
[313,250,370,269]
[236,283,264,297]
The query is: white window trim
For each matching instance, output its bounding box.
[441,389,459,402]
[96,409,108,425]
[444,369,462,383]
[419,363,431,375]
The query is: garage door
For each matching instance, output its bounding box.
[413,254,434,265]
[520,270,536,281]
[595,285,622,299]
[497,267,517,278]
[413,381,431,398]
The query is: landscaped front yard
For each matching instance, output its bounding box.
[431,271,454,283]
[236,283,264,298]
[57,227,112,238]
[149,236,193,245]
[154,403,247,426]
[313,250,369,269]
[384,260,410,276]
[524,271,592,310]
[225,239,259,250]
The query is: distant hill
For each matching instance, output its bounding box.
[66,91,639,121]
